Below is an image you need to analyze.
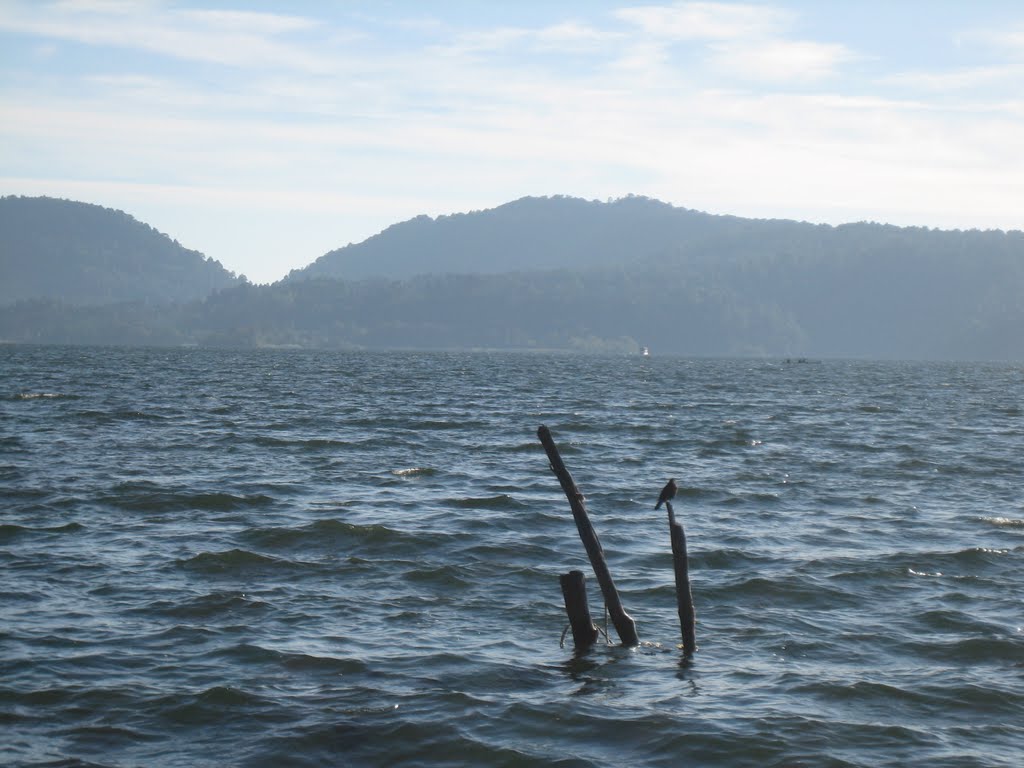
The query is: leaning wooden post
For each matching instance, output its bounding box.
[666,501,697,658]
[538,425,639,646]
[559,570,599,650]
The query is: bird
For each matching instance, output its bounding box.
[655,478,677,510]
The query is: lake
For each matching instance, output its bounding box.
[2,346,1022,767]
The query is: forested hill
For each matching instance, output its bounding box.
[289,195,735,281]
[287,195,1024,289]
[2,193,1024,359]
[0,196,242,306]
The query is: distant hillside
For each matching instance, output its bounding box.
[286,195,1024,297]
[3,194,1024,360]
[0,196,241,306]
[5,254,1024,359]
[288,195,737,281]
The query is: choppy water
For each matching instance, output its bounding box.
[1,345,1023,767]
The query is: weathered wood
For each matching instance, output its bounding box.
[559,570,599,650]
[538,424,639,646]
[666,501,697,657]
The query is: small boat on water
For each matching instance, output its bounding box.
[641,346,650,357]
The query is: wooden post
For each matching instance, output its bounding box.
[666,501,697,657]
[559,570,599,650]
[538,425,639,646]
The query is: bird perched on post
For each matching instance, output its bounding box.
[655,478,677,510]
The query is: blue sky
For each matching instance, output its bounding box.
[2,1,1023,283]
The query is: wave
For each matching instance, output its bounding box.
[980,516,1024,528]
[140,590,272,620]
[807,545,1020,587]
[444,494,527,510]
[10,392,79,401]
[408,419,486,430]
[240,519,426,552]
[673,485,721,500]
[102,482,276,512]
[689,547,778,570]
[251,436,353,449]
[790,678,941,711]
[927,636,1024,665]
[919,681,1024,715]
[718,491,782,506]
[0,521,84,542]
[209,642,368,675]
[456,541,558,564]
[177,548,307,575]
[914,608,1007,637]
[0,435,27,452]
[404,563,473,588]
[72,408,166,423]
[808,547,1020,585]
[155,686,276,727]
[899,546,1015,574]
[63,723,161,749]
[509,441,545,454]
[391,467,438,477]
[705,574,858,608]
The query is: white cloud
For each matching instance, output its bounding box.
[435,26,531,56]
[180,9,317,35]
[883,65,1017,92]
[535,20,617,50]
[970,22,1024,56]
[615,1,789,41]
[709,39,854,82]
[52,0,145,14]
[0,1,334,72]
[610,2,853,84]
[885,19,1024,93]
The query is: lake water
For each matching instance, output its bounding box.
[2,346,1022,767]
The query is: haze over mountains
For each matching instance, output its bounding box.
[1,196,242,306]
[2,194,1023,360]
[290,195,729,281]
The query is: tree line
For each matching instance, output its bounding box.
[3,257,1022,359]
[3,194,1023,359]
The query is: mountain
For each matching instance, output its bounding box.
[5,253,1023,359]
[286,195,1024,302]
[288,194,739,281]
[2,194,1023,360]
[0,196,242,306]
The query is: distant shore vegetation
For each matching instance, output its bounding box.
[2,194,1023,360]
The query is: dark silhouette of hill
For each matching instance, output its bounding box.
[2,194,1023,360]
[288,195,738,281]
[0,196,242,306]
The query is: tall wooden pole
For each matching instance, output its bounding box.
[666,501,697,657]
[538,425,639,646]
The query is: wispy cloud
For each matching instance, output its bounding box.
[709,39,854,82]
[615,1,788,41]
[535,21,617,50]
[181,9,317,35]
[971,22,1024,55]
[612,1,852,84]
[882,18,1024,94]
[0,1,333,71]
[883,65,1017,92]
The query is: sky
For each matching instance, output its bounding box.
[2,1,1024,284]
